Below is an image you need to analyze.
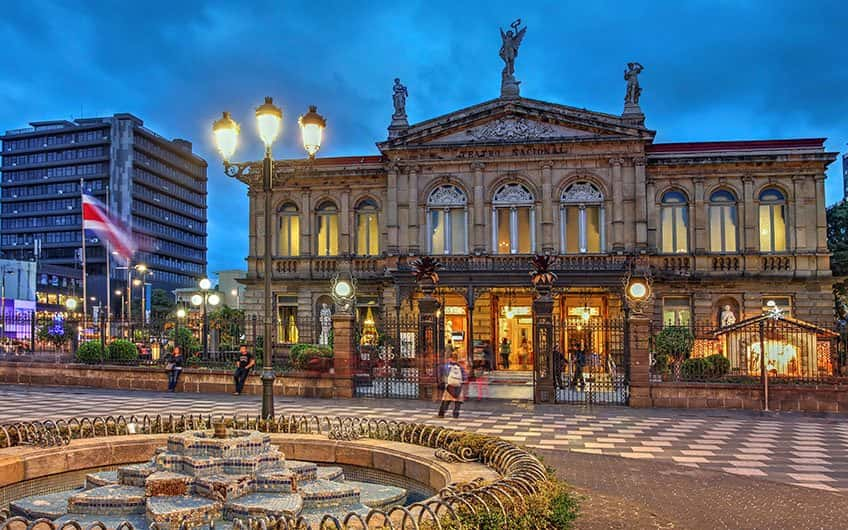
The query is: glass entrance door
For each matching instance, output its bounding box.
[497,305,532,370]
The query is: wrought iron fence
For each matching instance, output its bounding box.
[553,317,629,405]
[354,314,422,399]
[649,319,848,384]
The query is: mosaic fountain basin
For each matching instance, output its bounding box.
[10,429,410,529]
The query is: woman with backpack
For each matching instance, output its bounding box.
[438,354,467,418]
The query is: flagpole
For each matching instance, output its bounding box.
[105,184,111,340]
[80,178,88,328]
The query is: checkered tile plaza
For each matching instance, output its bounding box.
[2,385,847,496]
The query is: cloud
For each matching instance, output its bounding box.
[1,0,845,273]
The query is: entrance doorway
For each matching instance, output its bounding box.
[497,305,532,370]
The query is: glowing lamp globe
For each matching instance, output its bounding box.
[255,97,282,148]
[191,294,203,307]
[212,112,240,161]
[628,281,648,300]
[298,105,326,158]
[199,278,212,290]
[176,309,186,319]
[333,279,352,298]
[65,298,78,311]
[208,294,221,306]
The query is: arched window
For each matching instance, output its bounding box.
[660,190,689,254]
[759,188,786,252]
[427,185,467,255]
[492,183,535,254]
[316,201,339,256]
[355,198,379,256]
[560,182,604,253]
[709,189,738,253]
[277,203,300,257]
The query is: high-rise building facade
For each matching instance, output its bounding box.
[0,113,207,305]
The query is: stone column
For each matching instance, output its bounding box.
[610,158,624,251]
[627,314,652,408]
[398,167,409,253]
[815,175,828,252]
[645,178,657,250]
[387,164,399,254]
[532,286,555,403]
[408,167,419,255]
[541,162,555,254]
[792,176,807,251]
[418,282,440,400]
[472,162,485,254]
[340,189,350,255]
[693,178,705,253]
[331,313,354,398]
[301,191,312,257]
[634,156,648,249]
[742,176,756,252]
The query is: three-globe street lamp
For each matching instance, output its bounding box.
[191,278,220,360]
[213,98,326,419]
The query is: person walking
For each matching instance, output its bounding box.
[233,344,255,395]
[165,346,184,392]
[570,340,586,390]
[437,355,467,418]
[499,337,511,369]
[553,344,564,388]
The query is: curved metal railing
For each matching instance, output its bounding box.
[0,413,549,529]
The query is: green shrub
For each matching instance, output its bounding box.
[654,326,694,360]
[108,339,138,362]
[289,343,333,369]
[706,353,730,377]
[680,357,710,380]
[76,341,105,363]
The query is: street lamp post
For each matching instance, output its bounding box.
[0,267,15,342]
[213,99,326,418]
[192,279,220,360]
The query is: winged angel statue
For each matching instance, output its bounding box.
[499,19,527,80]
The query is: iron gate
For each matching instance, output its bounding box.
[553,317,629,405]
[354,314,421,399]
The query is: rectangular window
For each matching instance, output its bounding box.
[430,210,446,254]
[662,297,691,326]
[710,205,738,253]
[357,212,379,256]
[662,206,688,253]
[762,296,792,317]
[759,204,786,252]
[585,206,601,252]
[449,210,465,254]
[277,305,299,343]
[564,207,580,253]
[278,215,299,256]
[496,209,511,254]
[317,214,338,256]
[516,207,531,254]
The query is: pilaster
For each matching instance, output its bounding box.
[387,163,399,254]
[541,162,555,254]
[610,158,624,251]
[693,178,705,253]
[742,176,756,252]
[407,166,419,255]
[472,162,485,254]
[634,156,648,248]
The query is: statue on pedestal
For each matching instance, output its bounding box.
[623,62,644,115]
[499,19,526,99]
[388,78,409,138]
[319,303,332,345]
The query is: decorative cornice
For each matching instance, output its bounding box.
[608,157,624,167]
[467,116,556,141]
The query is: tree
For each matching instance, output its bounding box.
[208,305,244,350]
[827,201,848,320]
[654,326,694,381]
[37,320,73,350]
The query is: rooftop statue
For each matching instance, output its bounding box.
[499,19,526,98]
[624,62,644,106]
[392,78,408,119]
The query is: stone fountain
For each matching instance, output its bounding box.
[11,424,407,528]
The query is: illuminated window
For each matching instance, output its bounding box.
[427,185,467,255]
[560,182,604,253]
[759,188,786,252]
[492,183,535,254]
[276,203,300,257]
[355,198,379,256]
[316,201,339,256]
[709,190,738,253]
[660,190,689,254]
[662,297,691,326]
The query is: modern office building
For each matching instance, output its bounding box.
[0,113,208,312]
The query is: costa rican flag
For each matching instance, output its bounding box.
[82,194,137,260]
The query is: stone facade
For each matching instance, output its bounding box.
[235,94,837,354]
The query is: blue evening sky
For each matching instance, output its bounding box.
[1,1,845,274]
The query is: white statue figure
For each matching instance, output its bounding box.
[392,78,408,119]
[319,303,332,345]
[624,62,644,105]
[720,305,736,327]
[499,19,526,98]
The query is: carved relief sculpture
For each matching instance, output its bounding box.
[468,117,554,142]
[720,305,737,327]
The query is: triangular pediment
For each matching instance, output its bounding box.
[378,97,655,150]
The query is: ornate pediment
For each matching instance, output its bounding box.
[378,97,654,151]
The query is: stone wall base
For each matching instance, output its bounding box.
[648,383,848,413]
[0,362,354,400]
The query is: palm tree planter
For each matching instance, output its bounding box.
[530,255,558,299]
[410,256,442,297]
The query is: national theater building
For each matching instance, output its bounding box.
[237,44,837,371]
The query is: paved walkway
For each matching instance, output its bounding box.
[1,385,847,499]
